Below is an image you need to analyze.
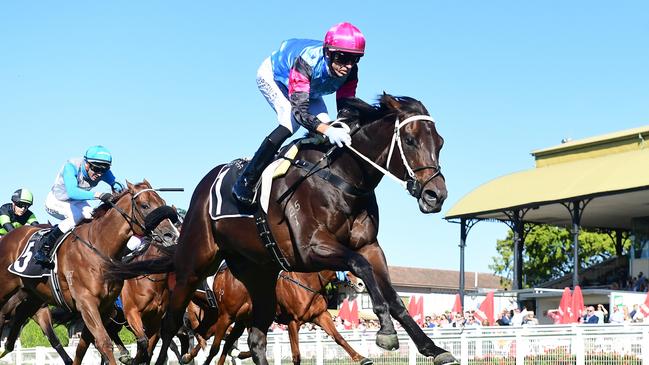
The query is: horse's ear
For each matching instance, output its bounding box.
[382,93,402,112]
[143,178,151,187]
[126,180,134,191]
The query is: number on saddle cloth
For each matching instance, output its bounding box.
[8,228,69,278]
[208,141,302,221]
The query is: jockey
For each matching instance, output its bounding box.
[33,145,124,266]
[0,188,39,237]
[232,22,366,206]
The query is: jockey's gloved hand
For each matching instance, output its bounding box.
[324,125,352,147]
[112,181,124,193]
[96,192,113,203]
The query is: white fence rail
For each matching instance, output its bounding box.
[2,324,648,364]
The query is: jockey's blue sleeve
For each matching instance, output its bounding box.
[102,170,116,186]
[63,162,95,200]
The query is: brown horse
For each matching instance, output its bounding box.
[0,181,178,365]
[0,292,73,364]
[71,236,176,365]
[181,267,370,365]
[109,95,456,365]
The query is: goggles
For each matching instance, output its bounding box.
[331,52,362,65]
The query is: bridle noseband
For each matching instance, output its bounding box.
[344,114,443,199]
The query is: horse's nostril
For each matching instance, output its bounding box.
[423,190,438,202]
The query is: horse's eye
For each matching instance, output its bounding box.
[141,204,150,210]
[404,135,416,146]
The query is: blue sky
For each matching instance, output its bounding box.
[1,2,648,275]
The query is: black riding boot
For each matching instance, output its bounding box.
[232,125,292,206]
[34,226,63,266]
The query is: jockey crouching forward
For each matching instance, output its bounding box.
[232,22,366,206]
[0,188,39,237]
[33,145,125,266]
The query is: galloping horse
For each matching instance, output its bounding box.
[110,94,456,365]
[181,267,370,365]
[72,237,176,365]
[0,181,178,365]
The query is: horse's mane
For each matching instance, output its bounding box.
[91,186,140,219]
[337,93,429,127]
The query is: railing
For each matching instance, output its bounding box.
[2,324,648,364]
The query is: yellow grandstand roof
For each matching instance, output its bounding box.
[445,147,649,229]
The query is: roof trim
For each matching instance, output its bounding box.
[445,148,649,220]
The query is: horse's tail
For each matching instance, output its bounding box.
[104,256,175,281]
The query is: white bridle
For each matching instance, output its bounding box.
[339,114,439,191]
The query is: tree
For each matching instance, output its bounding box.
[490,225,630,288]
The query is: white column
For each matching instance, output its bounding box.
[316,328,324,365]
[408,338,417,365]
[515,331,524,365]
[460,331,468,365]
[274,334,282,365]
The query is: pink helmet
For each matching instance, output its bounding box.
[324,22,365,54]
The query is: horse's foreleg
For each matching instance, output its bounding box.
[242,274,277,365]
[0,299,41,358]
[125,307,149,365]
[360,245,458,365]
[33,307,73,365]
[286,321,302,365]
[74,299,117,365]
[217,321,246,365]
[156,278,200,365]
[105,310,131,364]
[312,312,370,364]
[311,240,397,350]
[200,315,234,365]
[72,325,93,365]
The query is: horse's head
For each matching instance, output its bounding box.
[110,179,180,246]
[344,272,366,293]
[341,94,446,213]
[379,94,447,213]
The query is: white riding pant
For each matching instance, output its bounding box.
[45,192,143,251]
[256,57,330,133]
[45,192,93,233]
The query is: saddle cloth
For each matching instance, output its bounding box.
[7,228,70,278]
[209,143,299,221]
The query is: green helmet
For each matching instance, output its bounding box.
[11,188,34,205]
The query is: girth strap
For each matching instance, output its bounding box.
[292,159,370,197]
[254,207,291,271]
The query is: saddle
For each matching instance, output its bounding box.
[8,228,69,278]
[8,228,72,311]
[209,142,300,221]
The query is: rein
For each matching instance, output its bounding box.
[278,271,329,294]
[344,114,442,198]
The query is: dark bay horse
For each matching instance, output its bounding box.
[181,267,370,365]
[0,181,178,365]
[110,94,456,365]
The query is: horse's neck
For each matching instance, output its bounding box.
[334,119,395,190]
[88,206,133,258]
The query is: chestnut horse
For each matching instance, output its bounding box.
[181,267,370,365]
[72,236,176,365]
[109,95,456,365]
[0,181,178,365]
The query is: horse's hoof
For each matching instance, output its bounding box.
[359,357,374,365]
[181,353,193,364]
[118,354,133,365]
[375,333,399,351]
[434,352,460,365]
